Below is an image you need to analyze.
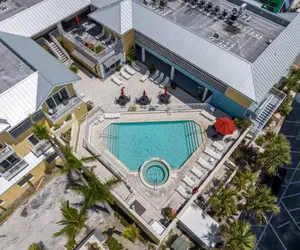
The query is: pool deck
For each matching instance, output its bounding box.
[85,111,240,225]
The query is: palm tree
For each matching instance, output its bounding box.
[233,169,258,192]
[244,185,280,224]
[210,188,238,217]
[218,220,256,250]
[32,121,66,162]
[53,200,89,250]
[72,170,121,214]
[122,224,141,243]
[257,134,291,175]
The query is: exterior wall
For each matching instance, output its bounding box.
[123,30,135,61]
[0,161,47,209]
[225,88,251,108]
[136,41,247,118]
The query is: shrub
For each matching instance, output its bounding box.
[278,99,292,116]
[163,207,177,221]
[70,64,78,74]
[128,105,137,112]
[94,45,104,54]
[86,242,102,250]
[86,101,94,111]
[127,46,136,62]
[265,130,276,141]
[122,224,141,243]
[44,165,54,175]
[54,123,61,131]
[0,205,14,223]
[116,63,122,72]
[28,243,41,250]
[264,117,273,128]
[148,64,156,73]
[114,211,130,227]
[232,146,245,161]
[171,82,178,89]
[255,135,266,146]
[234,118,252,130]
[106,237,124,250]
[65,114,72,122]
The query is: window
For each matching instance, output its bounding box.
[27,134,40,146]
[17,173,34,187]
[0,154,19,172]
[0,200,4,206]
[46,152,58,163]
[45,87,70,110]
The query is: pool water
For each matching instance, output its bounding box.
[103,120,202,171]
[142,160,169,185]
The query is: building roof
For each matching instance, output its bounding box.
[89,0,133,35]
[0,0,90,37]
[0,31,80,129]
[179,203,219,248]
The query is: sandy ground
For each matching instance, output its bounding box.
[0,175,150,250]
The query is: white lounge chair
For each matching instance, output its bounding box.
[111,75,122,86]
[98,115,105,123]
[140,70,150,82]
[197,157,213,170]
[191,166,203,178]
[132,61,141,72]
[154,72,164,84]
[183,176,195,187]
[149,70,159,81]
[120,70,131,80]
[104,113,120,119]
[176,185,189,198]
[204,147,221,160]
[102,33,112,44]
[212,141,224,152]
[124,65,135,75]
[95,29,105,40]
[160,76,170,88]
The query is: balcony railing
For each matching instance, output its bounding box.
[0,145,14,163]
[31,141,52,157]
[45,96,83,124]
[2,159,29,181]
[57,23,123,64]
[269,87,286,100]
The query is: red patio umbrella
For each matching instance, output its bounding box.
[164,86,168,95]
[121,87,124,97]
[143,90,147,98]
[214,117,236,136]
[75,16,80,25]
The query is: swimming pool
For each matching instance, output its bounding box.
[142,160,170,186]
[103,120,202,171]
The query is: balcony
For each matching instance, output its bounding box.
[45,95,83,124]
[31,140,52,157]
[0,145,14,163]
[2,159,29,181]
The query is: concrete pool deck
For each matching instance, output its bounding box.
[84,110,241,230]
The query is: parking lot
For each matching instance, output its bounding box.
[253,92,300,250]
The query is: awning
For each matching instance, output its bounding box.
[103,53,123,68]
[72,50,95,68]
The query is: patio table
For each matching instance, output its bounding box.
[117,95,130,106]
[139,96,150,105]
[159,93,171,104]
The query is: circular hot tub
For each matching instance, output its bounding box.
[140,158,171,189]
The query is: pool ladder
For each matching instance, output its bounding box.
[100,133,118,139]
[185,130,201,137]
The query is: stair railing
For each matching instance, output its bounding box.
[50,34,71,67]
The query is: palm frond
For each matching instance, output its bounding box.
[80,155,100,164]
[104,176,122,189]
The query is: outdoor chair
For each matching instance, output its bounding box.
[183,176,195,188]
[125,65,135,75]
[176,185,190,198]
[132,61,141,72]
[160,76,170,88]
[120,70,131,80]
[191,166,203,178]
[140,70,150,82]
[102,33,112,44]
[197,157,214,170]
[154,72,164,84]
[95,29,105,40]
[112,75,122,86]
[149,70,160,81]
[204,147,221,160]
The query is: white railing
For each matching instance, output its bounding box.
[100,102,209,113]
[0,145,14,163]
[46,96,83,124]
[50,34,71,67]
[2,159,29,181]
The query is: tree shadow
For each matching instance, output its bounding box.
[70,202,109,214]
[102,226,122,237]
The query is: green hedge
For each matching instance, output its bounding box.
[106,237,124,250]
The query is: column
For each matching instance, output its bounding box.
[142,47,145,62]
[202,87,208,102]
[170,66,175,81]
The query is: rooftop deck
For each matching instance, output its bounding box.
[135,0,285,62]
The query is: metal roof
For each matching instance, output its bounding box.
[0,0,90,37]
[0,31,80,128]
[89,0,133,35]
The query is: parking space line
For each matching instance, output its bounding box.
[281,202,300,230]
[287,207,300,213]
[289,180,300,185]
[269,223,287,250]
[256,161,300,246]
[284,135,295,138]
[291,151,300,154]
[282,192,300,199]
[285,121,300,123]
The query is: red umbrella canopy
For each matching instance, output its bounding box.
[164,86,168,95]
[214,117,236,135]
[75,16,80,25]
[143,90,147,98]
[121,87,124,97]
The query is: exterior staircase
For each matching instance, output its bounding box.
[49,41,68,63]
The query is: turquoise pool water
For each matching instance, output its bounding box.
[142,160,169,185]
[103,120,202,171]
